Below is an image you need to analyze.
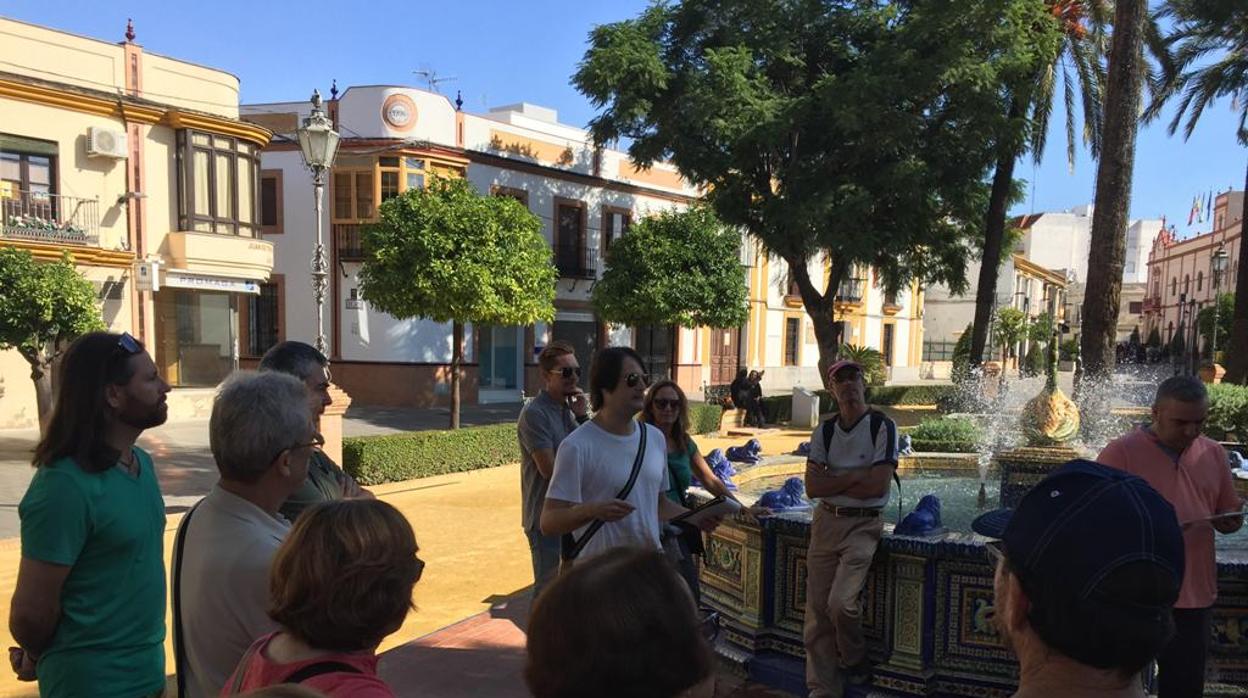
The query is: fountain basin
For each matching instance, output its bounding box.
[701,459,1248,696]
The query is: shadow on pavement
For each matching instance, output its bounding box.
[345,403,523,437]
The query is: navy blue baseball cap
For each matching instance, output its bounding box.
[972,459,1184,606]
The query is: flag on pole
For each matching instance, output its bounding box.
[1188,195,1200,226]
[1205,189,1214,223]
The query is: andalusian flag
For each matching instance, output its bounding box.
[1188,195,1201,226]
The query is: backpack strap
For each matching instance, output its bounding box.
[284,661,364,684]
[822,412,902,517]
[172,500,204,697]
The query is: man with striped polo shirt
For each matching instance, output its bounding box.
[803,359,898,696]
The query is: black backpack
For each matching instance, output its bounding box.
[818,410,902,510]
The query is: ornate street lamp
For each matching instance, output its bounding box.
[1210,242,1230,361]
[295,90,341,356]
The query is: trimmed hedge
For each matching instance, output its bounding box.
[689,401,723,435]
[759,385,956,424]
[343,423,519,485]
[903,416,981,453]
[1207,383,1248,441]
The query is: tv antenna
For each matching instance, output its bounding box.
[412,68,458,94]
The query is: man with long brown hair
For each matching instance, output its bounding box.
[9,332,170,697]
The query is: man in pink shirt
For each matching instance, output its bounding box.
[1098,375,1245,698]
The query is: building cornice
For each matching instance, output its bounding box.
[0,74,270,146]
[1011,254,1068,287]
[0,239,136,268]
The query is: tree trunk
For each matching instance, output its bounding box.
[790,256,844,386]
[1080,0,1146,381]
[970,99,1024,367]
[21,349,54,437]
[450,321,463,430]
[1223,157,1248,384]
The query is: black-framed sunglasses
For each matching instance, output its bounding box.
[831,369,863,384]
[653,398,682,411]
[549,366,582,380]
[413,555,426,583]
[625,372,648,388]
[269,432,326,464]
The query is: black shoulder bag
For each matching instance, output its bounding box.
[559,423,648,573]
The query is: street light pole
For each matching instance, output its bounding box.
[1210,242,1229,365]
[296,90,341,357]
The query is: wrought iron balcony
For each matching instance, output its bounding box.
[2,191,99,245]
[555,242,597,280]
[835,277,866,304]
[335,224,365,261]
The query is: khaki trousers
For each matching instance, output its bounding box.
[803,506,883,698]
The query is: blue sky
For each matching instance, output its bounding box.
[3,0,1244,236]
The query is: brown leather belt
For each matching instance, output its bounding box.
[821,501,883,517]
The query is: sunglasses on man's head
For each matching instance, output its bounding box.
[831,369,862,384]
[626,372,647,388]
[550,367,582,379]
[653,398,681,411]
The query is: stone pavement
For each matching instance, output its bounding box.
[0,429,807,698]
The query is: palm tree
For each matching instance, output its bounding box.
[1144,0,1248,382]
[969,0,1109,369]
[1080,0,1174,380]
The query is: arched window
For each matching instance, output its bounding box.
[1184,274,1191,294]
[1197,271,1204,292]
[1167,321,1174,341]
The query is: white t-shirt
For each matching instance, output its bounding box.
[546,420,670,561]
[807,411,898,508]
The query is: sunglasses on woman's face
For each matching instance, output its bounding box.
[625,373,647,388]
[550,366,582,380]
[653,398,681,411]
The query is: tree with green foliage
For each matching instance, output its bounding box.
[994,307,1030,375]
[1144,0,1248,383]
[592,206,748,338]
[573,0,1062,379]
[1197,293,1234,361]
[1028,312,1056,343]
[0,248,104,433]
[968,0,1107,368]
[359,178,556,428]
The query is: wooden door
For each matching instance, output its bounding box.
[710,328,739,384]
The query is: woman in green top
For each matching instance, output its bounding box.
[642,381,766,600]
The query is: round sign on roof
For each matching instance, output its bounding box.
[382,94,418,132]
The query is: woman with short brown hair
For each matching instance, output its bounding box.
[223,499,422,697]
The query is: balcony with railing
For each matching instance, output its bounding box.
[835,277,866,304]
[335,224,365,261]
[555,242,597,280]
[1142,296,1160,313]
[2,191,100,246]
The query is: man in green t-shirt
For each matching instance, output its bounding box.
[259,341,371,521]
[10,331,171,698]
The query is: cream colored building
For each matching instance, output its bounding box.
[0,17,272,427]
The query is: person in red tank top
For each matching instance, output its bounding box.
[222,500,424,697]
[1098,375,1244,698]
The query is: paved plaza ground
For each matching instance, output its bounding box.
[0,408,805,697]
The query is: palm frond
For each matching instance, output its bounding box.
[1029,60,1058,164]
[1062,62,1077,172]
[1070,37,1105,158]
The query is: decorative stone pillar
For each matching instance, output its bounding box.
[320,383,353,465]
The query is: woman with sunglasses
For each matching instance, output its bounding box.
[224,499,423,697]
[642,381,765,598]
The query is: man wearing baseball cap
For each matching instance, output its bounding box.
[972,460,1185,698]
[803,359,898,695]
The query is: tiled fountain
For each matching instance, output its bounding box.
[698,353,1248,696]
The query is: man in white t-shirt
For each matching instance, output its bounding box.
[542,347,716,563]
[803,359,898,696]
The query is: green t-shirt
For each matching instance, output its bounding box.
[279,449,347,522]
[665,438,700,504]
[18,448,167,698]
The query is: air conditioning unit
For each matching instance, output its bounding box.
[87,127,128,159]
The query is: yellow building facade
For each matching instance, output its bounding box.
[0,18,273,426]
